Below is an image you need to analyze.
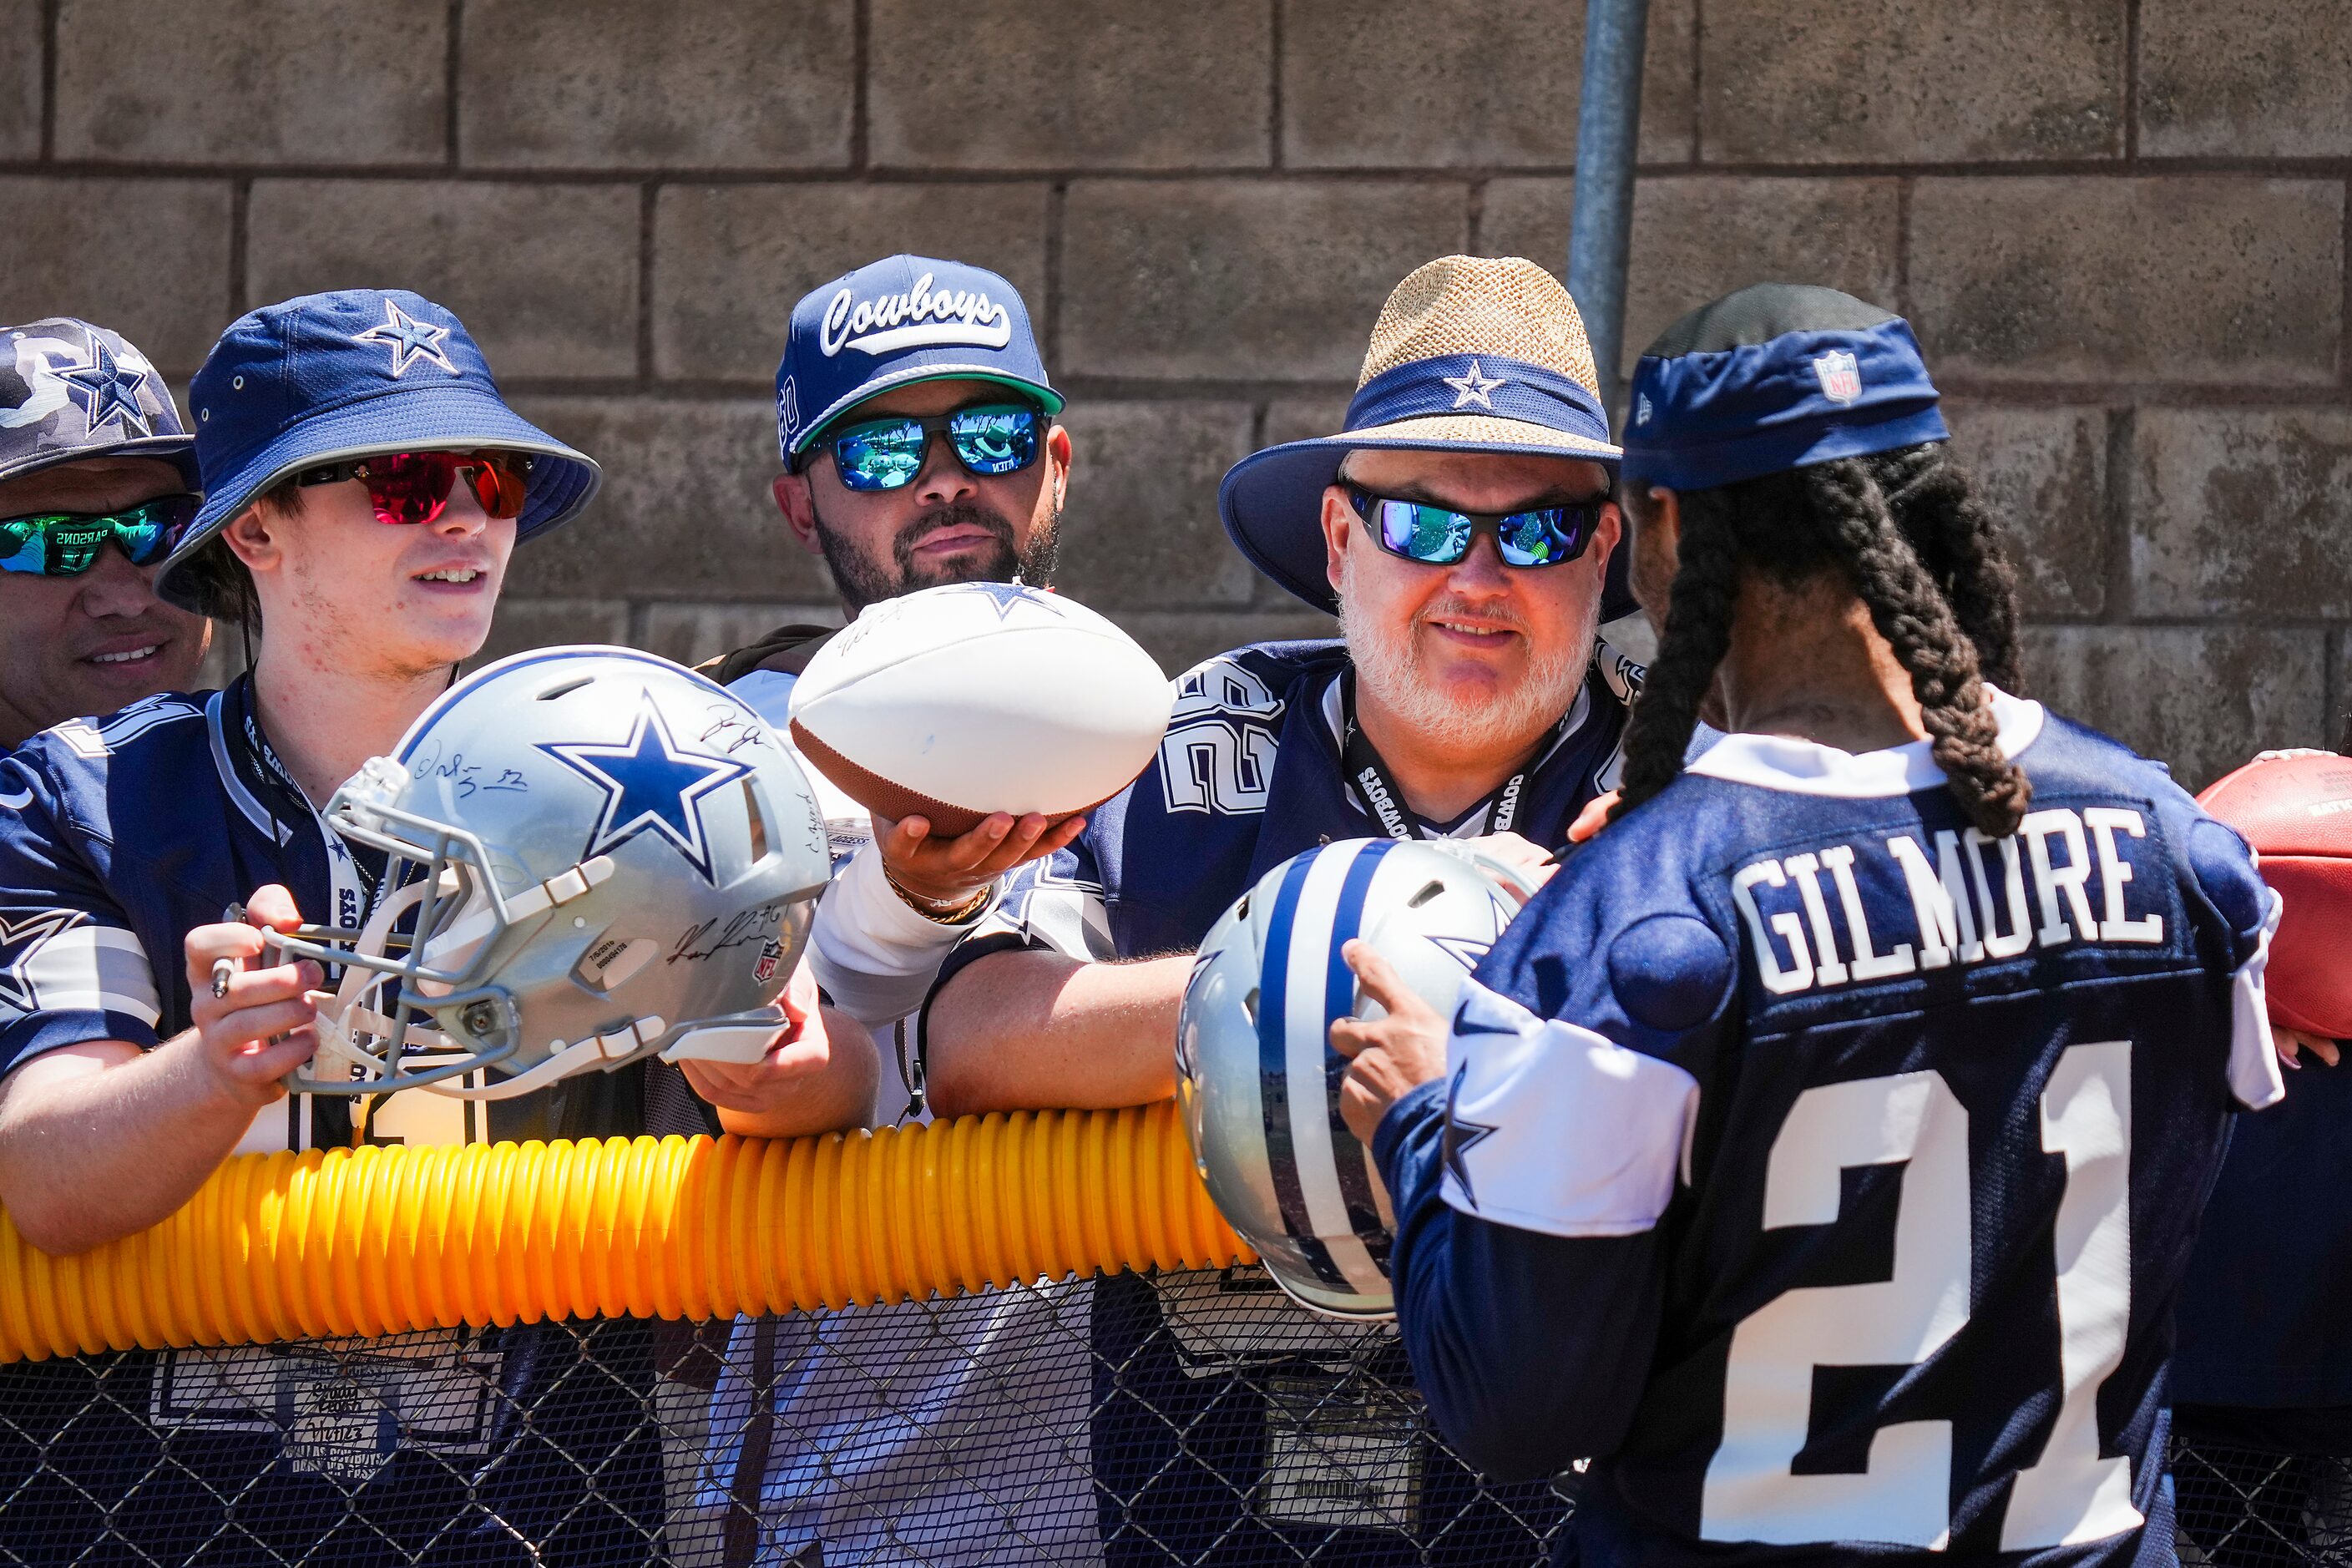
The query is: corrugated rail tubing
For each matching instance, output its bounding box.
[0,1102,1252,1363]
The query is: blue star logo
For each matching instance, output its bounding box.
[539,695,753,883]
[1426,934,1492,971]
[943,579,1063,623]
[1440,360,1506,411]
[0,909,87,1013]
[1439,1066,1500,1208]
[53,337,153,438]
[352,298,458,378]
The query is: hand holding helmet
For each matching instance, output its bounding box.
[1176,837,1535,1320]
[267,646,833,1100]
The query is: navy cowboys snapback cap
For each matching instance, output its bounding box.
[156,288,599,614]
[1621,283,1949,493]
[776,255,1061,467]
[1218,255,1625,618]
[0,318,201,492]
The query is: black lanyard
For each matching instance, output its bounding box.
[1337,670,1559,842]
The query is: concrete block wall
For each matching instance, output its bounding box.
[4,0,2346,787]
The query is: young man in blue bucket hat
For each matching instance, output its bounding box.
[0,289,876,1563]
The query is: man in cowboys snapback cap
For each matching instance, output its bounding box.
[0,318,212,748]
[923,255,1639,1563]
[695,254,1104,1566]
[0,290,873,1562]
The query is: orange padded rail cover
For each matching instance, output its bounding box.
[0,1103,1252,1363]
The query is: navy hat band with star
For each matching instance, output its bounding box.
[1343,353,1612,449]
[1621,312,1948,493]
[156,289,599,616]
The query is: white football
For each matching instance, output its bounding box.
[787,583,1174,835]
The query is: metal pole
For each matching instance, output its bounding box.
[1565,0,1651,412]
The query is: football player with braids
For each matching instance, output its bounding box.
[1334,285,2289,1568]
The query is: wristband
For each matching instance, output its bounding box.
[883,864,991,927]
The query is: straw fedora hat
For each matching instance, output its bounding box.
[1217,255,1624,615]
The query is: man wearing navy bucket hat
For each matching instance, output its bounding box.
[922,255,1644,1563]
[1326,285,2283,1568]
[0,290,875,1561]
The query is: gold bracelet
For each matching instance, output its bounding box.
[883,865,992,926]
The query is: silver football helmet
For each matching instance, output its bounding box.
[1176,837,1536,1319]
[275,645,832,1099]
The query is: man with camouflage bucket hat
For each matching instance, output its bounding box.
[0,317,211,748]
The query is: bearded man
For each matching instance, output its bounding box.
[919,255,1641,1564]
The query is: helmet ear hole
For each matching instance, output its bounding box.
[1242,986,1259,1025]
[536,675,594,701]
[1407,878,1445,909]
[741,779,770,861]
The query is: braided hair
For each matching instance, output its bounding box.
[1614,443,2031,837]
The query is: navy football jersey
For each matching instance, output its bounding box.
[0,679,662,1563]
[931,637,1634,1564]
[1375,691,2285,1568]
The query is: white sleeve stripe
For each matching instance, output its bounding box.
[13,924,160,1026]
[2228,888,2286,1112]
[1443,979,1699,1237]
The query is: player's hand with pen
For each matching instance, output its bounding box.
[180,883,321,1106]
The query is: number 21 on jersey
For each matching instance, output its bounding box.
[1700,1042,2138,1550]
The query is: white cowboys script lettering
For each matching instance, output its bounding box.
[820,272,1014,357]
[1729,807,2166,998]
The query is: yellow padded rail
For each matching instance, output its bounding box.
[0,1103,1253,1363]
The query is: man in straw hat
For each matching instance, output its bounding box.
[919,255,1640,1561]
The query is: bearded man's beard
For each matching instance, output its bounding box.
[1337,549,1592,752]
[816,498,1062,613]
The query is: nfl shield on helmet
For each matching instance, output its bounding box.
[272,646,832,1099]
[1176,837,1534,1319]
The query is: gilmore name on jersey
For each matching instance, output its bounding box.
[1373,690,2283,1568]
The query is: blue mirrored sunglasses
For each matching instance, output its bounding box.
[822,402,1043,493]
[0,493,200,577]
[1346,484,1609,570]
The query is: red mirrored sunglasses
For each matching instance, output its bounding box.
[294,450,534,527]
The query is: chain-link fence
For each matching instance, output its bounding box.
[0,1264,1573,1567]
[0,1267,2334,1568]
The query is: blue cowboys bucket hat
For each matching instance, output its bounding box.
[0,317,201,491]
[154,288,599,615]
[775,254,1062,468]
[1218,255,1626,617]
[1620,282,1949,493]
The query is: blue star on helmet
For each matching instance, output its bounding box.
[1440,360,1506,411]
[1426,933,1493,971]
[539,695,753,883]
[352,298,458,379]
[1439,1065,1500,1208]
[53,336,154,438]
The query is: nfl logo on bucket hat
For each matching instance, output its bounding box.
[155,288,599,616]
[0,317,201,492]
[1620,282,1949,495]
[1216,255,1625,617]
[776,254,1062,467]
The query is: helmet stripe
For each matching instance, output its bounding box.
[1256,847,1346,1286]
[1272,842,1393,1300]
[1319,840,1399,1270]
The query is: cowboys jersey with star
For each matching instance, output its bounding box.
[1372,690,2285,1568]
[0,679,663,1562]
[927,636,1633,1565]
